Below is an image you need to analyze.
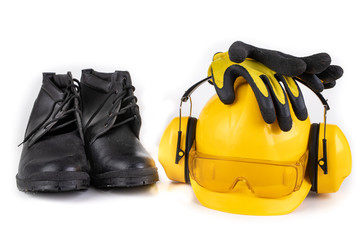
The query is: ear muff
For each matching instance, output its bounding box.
[317,123,352,193]
[159,77,210,184]
[159,117,197,183]
[308,123,351,193]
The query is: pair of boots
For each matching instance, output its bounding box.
[17,69,158,192]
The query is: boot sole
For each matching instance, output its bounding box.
[16,172,90,192]
[91,167,159,188]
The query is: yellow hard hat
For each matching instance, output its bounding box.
[159,64,351,216]
[191,81,311,215]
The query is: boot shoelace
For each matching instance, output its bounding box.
[19,79,83,146]
[105,86,138,128]
[86,82,139,143]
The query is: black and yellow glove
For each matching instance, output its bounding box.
[209,42,343,132]
[228,41,343,91]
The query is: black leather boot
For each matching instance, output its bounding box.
[80,69,158,188]
[17,72,90,192]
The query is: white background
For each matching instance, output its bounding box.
[1,0,359,239]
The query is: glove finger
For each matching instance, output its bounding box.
[229,41,306,77]
[210,67,236,104]
[260,74,292,131]
[219,65,276,124]
[297,73,324,92]
[275,74,308,121]
[228,41,253,63]
[317,65,344,83]
[301,53,331,74]
[324,81,336,89]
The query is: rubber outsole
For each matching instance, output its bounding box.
[91,167,159,188]
[16,172,90,192]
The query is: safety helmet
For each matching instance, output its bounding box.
[159,79,351,215]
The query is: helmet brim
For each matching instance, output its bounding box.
[190,176,312,216]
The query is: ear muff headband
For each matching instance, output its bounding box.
[175,97,193,164]
[175,77,211,182]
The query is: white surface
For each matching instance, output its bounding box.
[1,0,359,239]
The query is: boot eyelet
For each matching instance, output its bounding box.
[115,90,119,94]
[104,123,109,128]
[109,113,113,117]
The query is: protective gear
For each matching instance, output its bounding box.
[209,53,306,131]
[308,123,352,193]
[159,73,351,216]
[80,69,159,188]
[228,41,343,91]
[17,72,90,192]
[210,41,343,131]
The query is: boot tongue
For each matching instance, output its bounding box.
[53,74,72,89]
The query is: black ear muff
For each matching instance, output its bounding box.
[184,117,197,183]
[308,123,320,192]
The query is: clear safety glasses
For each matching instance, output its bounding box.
[189,151,308,198]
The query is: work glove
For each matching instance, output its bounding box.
[228,41,343,91]
[208,42,343,131]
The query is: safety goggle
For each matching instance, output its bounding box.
[189,151,307,198]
